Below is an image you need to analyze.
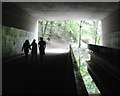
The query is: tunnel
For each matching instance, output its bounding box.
[1,1,120,96]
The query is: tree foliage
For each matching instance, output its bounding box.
[38,20,101,46]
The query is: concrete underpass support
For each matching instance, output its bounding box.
[2,2,38,59]
[102,4,120,49]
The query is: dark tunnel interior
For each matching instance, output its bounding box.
[1,2,120,96]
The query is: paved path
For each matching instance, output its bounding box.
[3,52,77,95]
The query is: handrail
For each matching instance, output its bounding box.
[87,44,120,95]
[69,44,89,96]
[69,44,79,71]
[88,44,120,59]
[88,44,120,67]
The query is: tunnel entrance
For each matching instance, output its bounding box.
[38,20,102,94]
[38,20,102,52]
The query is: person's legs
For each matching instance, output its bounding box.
[31,54,34,63]
[25,52,28,64]
[39,48,45,63]
[24,49,29,64]
[43,48,45,55]
[40,54,43,63]
[35,54,37,64]
[25,54,27,63]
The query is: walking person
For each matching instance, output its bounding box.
[22,39,31,64]
[38,37,46,63]
[31,39,37,64]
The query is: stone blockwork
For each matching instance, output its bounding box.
[2,26,36,59]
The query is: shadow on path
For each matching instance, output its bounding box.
[3,52,77,95]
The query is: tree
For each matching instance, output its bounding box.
[43,21,49,37]
[77,21,83,48]
[38,20,101,45]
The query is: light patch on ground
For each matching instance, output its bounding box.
[45,48,69,53]
[45,36,69,53]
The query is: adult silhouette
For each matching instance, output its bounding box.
[38,37,46,63]
[31,39,37,63]
[22,39,31,63]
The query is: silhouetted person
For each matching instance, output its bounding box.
[31,39,37,63]
[38,37,46,63]
[22,39,31,63]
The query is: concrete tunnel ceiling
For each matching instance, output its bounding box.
[13,2,119,20]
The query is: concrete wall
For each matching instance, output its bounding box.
[102,6,120,49]
[2,2,38,59]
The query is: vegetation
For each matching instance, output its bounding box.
[38,20,101,45]
[38,20,101,93]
